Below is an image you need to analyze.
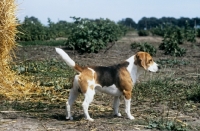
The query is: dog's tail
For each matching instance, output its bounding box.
[55,48,83,73]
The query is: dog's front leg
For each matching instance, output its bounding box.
[124,97,135,120]
[113,96,121,117]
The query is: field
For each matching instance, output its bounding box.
[1,32,200,131]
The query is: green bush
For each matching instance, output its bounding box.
[159,33,186,57]
[150,25,165,37]
[131,42,157,56]
[151,22,196,43]
[65,18,126,53]
[184,21,196,43]
[138,30,149,36]
[157,23,198,56]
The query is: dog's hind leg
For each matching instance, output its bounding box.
[82,88,95,121]
[66,75,80,120]
[113,96,121,117]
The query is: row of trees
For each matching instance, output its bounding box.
[118,17,200,30]
[17,16,74,41]
[17,16,128,41]
[17,16,200,42]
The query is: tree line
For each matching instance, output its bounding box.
[16,16,200,41]
[17,16,74,41]
[118,17,200,29]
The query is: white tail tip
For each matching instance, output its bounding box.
[55,48,75,68]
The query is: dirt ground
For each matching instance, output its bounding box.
[1,32,200,131]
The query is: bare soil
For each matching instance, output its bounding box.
[1,32,200,131]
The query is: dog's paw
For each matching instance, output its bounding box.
[113,113,122,117]
[117,113,122,117]
[66,116,73,120]
[128,115,135,120]
[86,117,94,122]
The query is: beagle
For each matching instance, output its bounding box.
[55,48,158,121]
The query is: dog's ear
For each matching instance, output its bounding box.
[134,52,147,70]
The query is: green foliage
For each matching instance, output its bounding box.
[197,29,200,37]
[157,21,197,57]
[138,30,149,36]
[65,17,126,53]
[183,21,196,43]
[134,77,197,130]
[18,40,66,46]
[11,59,75,89]
[131,42,157,56]
[159,32,186,56]
[137,17,200,30]
[151,24,184,43]
[157,58,189,68]
[17,16,49,41]
[146,118,188,131]
[17,16,73,41]
[152,22,196,43]
[118,18,137,28]
[151,24,181,38]
[150,25,165,36]
[187,84,200,102]
[156,23,195,57]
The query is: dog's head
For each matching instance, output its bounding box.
[134,52,158,72]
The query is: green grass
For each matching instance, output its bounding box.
[156,58,190,68]
[11,59,76,90]
[17,40,66,46]
[133,77,199,130]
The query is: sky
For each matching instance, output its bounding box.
[16,0,200,25]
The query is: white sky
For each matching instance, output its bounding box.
[16,0,200,24]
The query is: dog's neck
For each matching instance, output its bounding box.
[126,55,143,84]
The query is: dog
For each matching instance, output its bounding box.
[55,48,158,121]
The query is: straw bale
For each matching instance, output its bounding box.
[0,0,63,102]
[0,0,42,100]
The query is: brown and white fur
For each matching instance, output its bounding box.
[55,48,158,121]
